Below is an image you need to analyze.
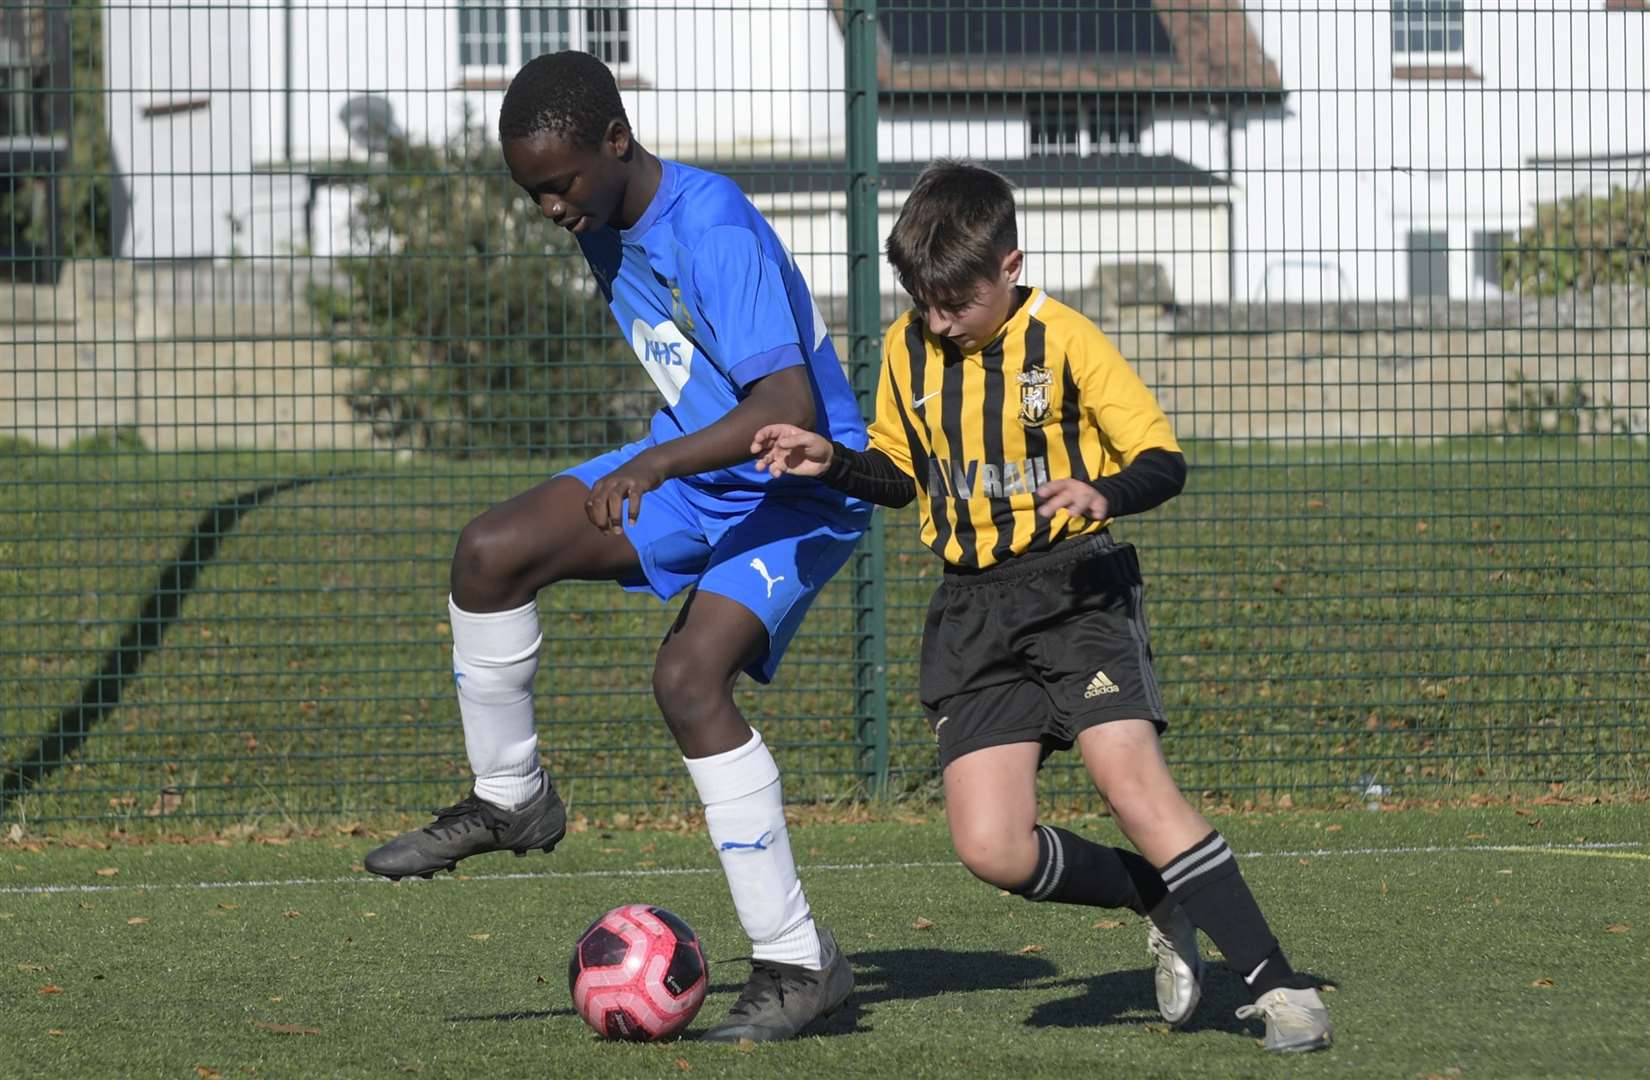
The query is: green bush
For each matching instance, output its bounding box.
[1499,372,1636,437]
[0,0,114,267]
[60,0,114,257]
[1503,185,1650,294]
[307,121,646,456]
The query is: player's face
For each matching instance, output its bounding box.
[917,249,1025,353]
[502,122,631,236]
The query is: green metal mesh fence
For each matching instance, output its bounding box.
[2,1,1646,827]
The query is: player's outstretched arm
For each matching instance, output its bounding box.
[585,366,816,532]
[750,424,833,478]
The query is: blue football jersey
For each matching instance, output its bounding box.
[576,160,867,503]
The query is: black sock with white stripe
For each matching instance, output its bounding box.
[1160,830,1294,999]
[1010,824,1169,914]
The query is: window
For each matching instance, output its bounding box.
[1472,231,1513,285]
[1407,230,1450,296]
[584,6,630,65]
[459,2,628,70]
[458,0,509,68]
[1,65,39,138]
[1392,0,1464,54]
[1029,101,1084,155]
[521,6,572,60]
[1028,98,1141,156]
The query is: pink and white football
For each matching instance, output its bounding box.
[567,904,708,1041]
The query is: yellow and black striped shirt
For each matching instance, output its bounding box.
[868,287,1180,569]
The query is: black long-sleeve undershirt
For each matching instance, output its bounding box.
[1087,447,1187,517]
[821,443,918,507]
[821,443,1187,517]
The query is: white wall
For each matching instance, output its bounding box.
[879,102,1032,162]
[757,187,1231,308]
[107,0,1644,299]
[106,0,846,258]
[1148,0,1649,300]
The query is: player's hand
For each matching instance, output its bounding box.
[586,455,667,533]
[1035,478,1110,521]
[750,424,833,478]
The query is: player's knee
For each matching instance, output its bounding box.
[451,514,537,597]
[1102,777,1179,839]
[651,649,729,731]
[452,517,504,587]
[951,824,1037,890]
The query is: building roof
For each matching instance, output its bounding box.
[832,0,1284,100]
[702,154,1225,196]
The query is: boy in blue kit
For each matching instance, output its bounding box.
[364,51,862,1042]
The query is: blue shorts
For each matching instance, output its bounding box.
[561,439,870,683]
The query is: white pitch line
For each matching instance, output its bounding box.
[0,840,1642,899]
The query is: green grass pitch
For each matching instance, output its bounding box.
[4,803,1647,1079]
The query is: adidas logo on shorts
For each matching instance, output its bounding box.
[1084,670,1120,699]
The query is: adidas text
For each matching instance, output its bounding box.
[1084,671,1120,699]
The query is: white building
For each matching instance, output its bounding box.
[103,0,1647,303]
[1149,0,1650,300]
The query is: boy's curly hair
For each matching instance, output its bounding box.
[498,50,629,147]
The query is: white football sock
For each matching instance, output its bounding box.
[684,729,821,969]
[450,595,546,810]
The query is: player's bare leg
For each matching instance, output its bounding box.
[1071,722,1205,1024]
[657,590,853,1042]
[1081,720,1331,1050]
[364,477,640,881]
[947,739,1194,1022]
[942,742,1041,889]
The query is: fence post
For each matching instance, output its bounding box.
[844,0,887,795]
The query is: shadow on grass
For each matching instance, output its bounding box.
[443,979,751,1026]
[445,1007,577,1024]
[808,947,1060,1037]
[447,952,1338,1042]
[0,476,327,815]
[1025,966,1340,1037]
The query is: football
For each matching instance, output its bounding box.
[568,904,709,1041]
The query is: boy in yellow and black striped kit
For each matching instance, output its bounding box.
[752,161,1332,1053]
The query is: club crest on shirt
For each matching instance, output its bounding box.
[668,279,695,334]
[1016,367,1052,425]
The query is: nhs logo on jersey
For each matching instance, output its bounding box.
[630,318,695,407]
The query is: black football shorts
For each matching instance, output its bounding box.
[919,530,1168,769]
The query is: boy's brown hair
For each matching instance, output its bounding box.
[885,160,1018,309]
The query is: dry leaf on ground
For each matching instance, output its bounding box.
[1606,923,1630,934]
[912,917,935,930]
[126,917,150,926]
[94,867,119,878]
[1015,944,1045,955]
[1530,977,1555,988]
